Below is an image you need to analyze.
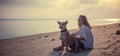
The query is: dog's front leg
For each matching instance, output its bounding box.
[59,47,64,55]
[59,40,64,55]
[64,43,68,55]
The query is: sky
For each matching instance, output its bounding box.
[0,0,120,19]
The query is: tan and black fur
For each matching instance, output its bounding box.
[57,21,76,55]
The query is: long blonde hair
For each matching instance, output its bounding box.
[78,15,92,29]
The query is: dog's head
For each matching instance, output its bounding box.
[57,21,68,31]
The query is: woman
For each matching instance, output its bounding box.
[69,15,94,52]
[54,15,94,52]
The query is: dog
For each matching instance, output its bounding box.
[57,20,78,55]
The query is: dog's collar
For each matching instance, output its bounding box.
[61,29,67,32]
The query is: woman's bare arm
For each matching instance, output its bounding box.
[72,33,86,41]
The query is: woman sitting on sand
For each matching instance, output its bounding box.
[54,15,94,52]
[69,15,94,51]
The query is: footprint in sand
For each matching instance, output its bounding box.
[111,33,114,35]
[111,36,117,40]
[116,40,120,43]
[100,48,118,55]
[115,30,120,35]
[112,50,116,53]
[113,48,117,51]
[97,46,110,50]
[51,39,55,41]
[97,45,111,50]
[101,52,106,54]
[44,35,49,38]
[109,43,116,46]
[31,50,34,53]
[31,38,34,40]
[118,24,120,27]
[105,46,110,50]
[101,52,112,56]
[38,36,41,39]
[106,40,111,43]
[104,26,106,28]
[111,48,118,54]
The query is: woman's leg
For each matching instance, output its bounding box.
[69,38,85,50]
[77,38,85,50]
[68,43,76,53]
[69,39,80,52]
[69,43,76,50]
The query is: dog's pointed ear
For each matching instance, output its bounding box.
[57,21,60,25]
[65,20,68,24]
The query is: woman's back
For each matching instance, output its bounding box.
[80,25,93,49]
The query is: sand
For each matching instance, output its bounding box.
[0,23,120,56]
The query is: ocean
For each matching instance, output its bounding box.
[0,18,120,38]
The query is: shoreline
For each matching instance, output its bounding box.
[0,23,119,40]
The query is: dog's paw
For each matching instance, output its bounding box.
[64,52,68,55]
[64,53,67,55]
[59,52,63,55]
[59,52,62,54]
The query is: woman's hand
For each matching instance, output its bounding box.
[71,33,76,36]
[71,33,77,40]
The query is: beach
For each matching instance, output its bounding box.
[0,23,120,56]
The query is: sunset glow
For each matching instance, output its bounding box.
[0,0,120,19]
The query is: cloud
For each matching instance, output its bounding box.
[0,0,120,19]
[74,0,120,19]
[88,0,120,18]
[0,0,94,9]
[79,0,99,4]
